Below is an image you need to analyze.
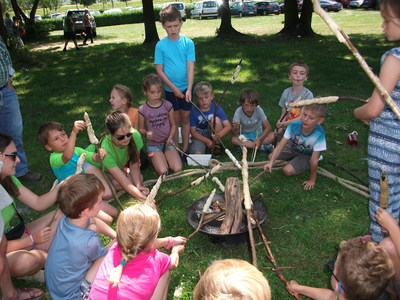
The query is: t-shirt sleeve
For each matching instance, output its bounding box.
[283,123,293,139]
[154,41,163,65]
[190,107,198,127]
[85,234,108,262]
[232,107,241,123]
[186,39,196,62]
[313,129,327,152]
[156,250,172,276]
[216,107,228,121]
[304,89,314,100]
[257,106,267,121]
[49,152,64,169]
[278,89,289,108]
[132,128,143,151]
[75,147,95,164]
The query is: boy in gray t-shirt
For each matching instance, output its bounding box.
[231,88,274,153]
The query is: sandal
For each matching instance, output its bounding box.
[7,288,44,300]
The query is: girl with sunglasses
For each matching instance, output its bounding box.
[0,133,63,284]
[88,111,149,200]
[138,74,182,175]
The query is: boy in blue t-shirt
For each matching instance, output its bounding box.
[264,104,327,190]
[189,81,232,156]
[155,5,195,154]
[45,173,115,300]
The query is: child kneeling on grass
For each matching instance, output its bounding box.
[88,203,186,299]
[45,173,116,300]
[287,237,394,300]
[264,104,327,190]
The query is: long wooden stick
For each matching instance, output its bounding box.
[311,0,400,120]
[187,189,216,239]
[253,211,302,300]
[328,161,368,187]
[289,96,367,108]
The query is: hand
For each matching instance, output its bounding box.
[211,133,220,143]
[254,139,261,149]
[7,78,14,89]
[171,244,185,254]
[276,121,283,129]
[138,186,150,196]
[172,236,187,247]
[233,121,240,130]
[376,208,398,234]
[206,139,214,149]
[166,138,173,146]
[146,131,153,141]
[32,226,51,245]
[286,280,301,294]
[264,163,273,172]
[173,88,185,99]
[302,180,315,190]
[185,90,192,103]
[72,120,86,133]
[93,148,107,162]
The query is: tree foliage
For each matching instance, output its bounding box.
[41,0,63,12]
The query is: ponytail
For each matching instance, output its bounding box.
[108,259,127,287]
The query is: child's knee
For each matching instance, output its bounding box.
[380,237,397,257]
[283,165,296,176]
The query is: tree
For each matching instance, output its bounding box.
[141,0,159,45]
[217,0,242,37]
[279,0,315,37]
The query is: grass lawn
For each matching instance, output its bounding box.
[10,9,392,299]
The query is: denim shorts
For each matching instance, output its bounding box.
[165,90,192,111]
[147,143,175,157]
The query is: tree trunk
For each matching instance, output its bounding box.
[217,0,242,38]
[142,0,159,45]
[219,177,243,234]
[0,5,10,48]
[298,0,315,37]
[279,0,315,37]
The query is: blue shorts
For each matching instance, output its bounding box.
[147,143,175,157]
[165,90,192,111]
[241,130,263,142]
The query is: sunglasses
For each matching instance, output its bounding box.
[4,152,18,161]
[114,132,133,141]
[326,260,346,294]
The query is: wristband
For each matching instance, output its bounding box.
[165,237,174,249]
[25,228,38,249]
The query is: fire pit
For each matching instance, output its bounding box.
[186,193,267,248]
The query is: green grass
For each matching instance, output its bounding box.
[11,10,392,299]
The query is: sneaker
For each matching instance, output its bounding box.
[261,144,274,153]
[17,171,43,183]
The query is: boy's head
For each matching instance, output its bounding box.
[160,6,183,40]
[301,104,327,130]
[288,62,309,87]
[334,237,394,300]
[193,259,271,300]
[194,81,214,110]
[57,173,105,219]
[38,122,67,152]
[239,88,259,116]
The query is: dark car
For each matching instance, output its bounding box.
[361,0,378,9]
[230,2,257,17]
[255,1,280,15]
[339,0,352,7]
[319,0,343,11]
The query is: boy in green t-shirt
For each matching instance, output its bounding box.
[38,121,117,220]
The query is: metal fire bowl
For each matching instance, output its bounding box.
[186,193,268,248]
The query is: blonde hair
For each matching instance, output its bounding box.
[112,84,133,107]
[108,203,161,286]
[193,259,272,300]
[57,173,105,218]
[303,103,328,118]
[194,81,213,98]
[336,237,394,300]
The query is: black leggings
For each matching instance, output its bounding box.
[83,27,93,43]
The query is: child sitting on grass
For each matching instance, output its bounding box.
[109,84,139,130]
[286,237,394,300]
[138,74,182,175]
[264,104,327,190]
[89,203,186,299]
[231,88,274,153]
[38,121,117,220]
[189,81,232,157]
[45,173,116,300]
[193,259,271,300]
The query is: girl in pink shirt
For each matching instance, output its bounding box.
[88,203,185,300]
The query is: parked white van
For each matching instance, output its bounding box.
[190,0,219,19]
[161,2,187,20]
